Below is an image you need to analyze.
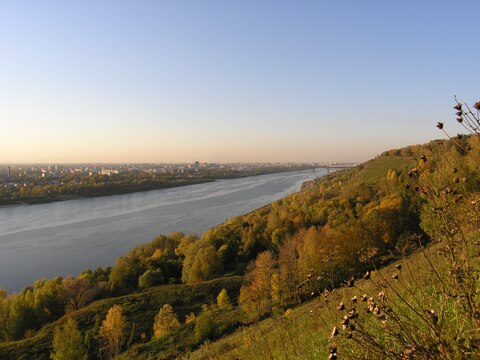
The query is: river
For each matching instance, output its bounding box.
[0,169,327,292]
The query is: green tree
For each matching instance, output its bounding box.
[194,307,216,344]
[181,240,223,283]
[138,269,163,289]
[50,317,87,360]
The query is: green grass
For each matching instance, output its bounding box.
[352,155,416,185]
[186,234,480,360]
[0,277,243,360]
[116,306,243,360]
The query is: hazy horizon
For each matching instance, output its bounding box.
[1,1,479,164]
[0,160,355,166]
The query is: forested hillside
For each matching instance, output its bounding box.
[1,106,479,358]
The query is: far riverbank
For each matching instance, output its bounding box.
[0,166,316,206]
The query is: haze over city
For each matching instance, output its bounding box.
[1,1,479,163]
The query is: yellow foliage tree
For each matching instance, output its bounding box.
[185,312,196,324]
[153,304,180,338]
[98,305,127,359]
[216,288,231,308]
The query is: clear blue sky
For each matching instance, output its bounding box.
[0,0,479,163]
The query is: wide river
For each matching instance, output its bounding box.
[0,169,327,292]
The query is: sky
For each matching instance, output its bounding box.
[0,0,479,164]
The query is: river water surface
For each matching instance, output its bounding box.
[0,169,326,292]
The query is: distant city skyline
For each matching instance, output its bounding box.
[1,1,479,163]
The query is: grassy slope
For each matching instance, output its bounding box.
[187,233,480,360]
[352,155,414,184]
[0,277,243,360]
[185,142,480,359]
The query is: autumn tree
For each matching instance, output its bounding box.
[216,288,231,308]
[50,317,87,360]
[98,305,127,359]
[278,235,300,305]
[239,251,276,319]
[60,276,101,312]
[185,312,196,324]
[297,227,323,278]
[153,304,180,338]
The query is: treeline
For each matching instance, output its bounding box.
[0,135,478,356]
[0,172,212,205]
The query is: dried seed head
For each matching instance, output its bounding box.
[456,117,463,123]
[347,277,355,287]
[346,331,352,339]
[392,273,399,280]
[403,343,416,359]
[420,154,427,162]
[455,111,463,117]
[425,309,438,324]
[408,168,419,178]
[364,271,371,280]
[452,167,458,173]
[377,291,385,302]
[457,134,463,140]
[453,103,462,111]
[338,302,345,311]
[329,345,337,354]
[436,122,444,130]
[328,353,338,360]
[361,294,368,302]
[395,264,402,270]
[331,326,339,337]
[350,296,357,303]
[404,183,410,190]
[474,101,480,111]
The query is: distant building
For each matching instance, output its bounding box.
[101,169,119,176]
